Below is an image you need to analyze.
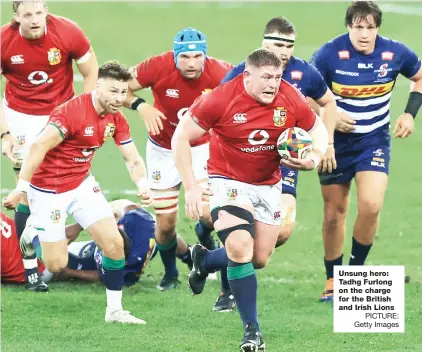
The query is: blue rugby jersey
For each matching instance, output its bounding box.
[221,56,328,100]
[310,34,421,137]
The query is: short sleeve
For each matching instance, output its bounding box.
[221,61,245,84]
[397,42,422,78]
[135,54,165,88]
[67,21,91,61]
[309,44,331,83]
[48,108,74,139]
[188,89,223,131]
[113,113,133,146]
[306,63,328,100]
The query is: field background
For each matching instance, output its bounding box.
[1,2,422,351]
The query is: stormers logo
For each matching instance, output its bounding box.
[103,123,116,141]
[273,107,287,127]
[202,89,212,95]
[332,81,395,98]
[152,171,161,182]
[227,188,238,200]
[47,48,61,65]
[51,210,61,223]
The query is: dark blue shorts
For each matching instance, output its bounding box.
[319,144,390,185]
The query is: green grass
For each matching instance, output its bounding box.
[2,2,422,352]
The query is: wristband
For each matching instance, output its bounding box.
[131,97,146,111]
[16,178,30,193]
[136,177,149,191]
[1,131,11,139]
[404,91,422,119]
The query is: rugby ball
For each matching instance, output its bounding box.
[277,127,313,159]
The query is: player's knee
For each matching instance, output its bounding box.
[45,256,68,273]
[358,199,382,218]
[155,213,178,239]
[253,253,272,270]
[101,234,124,259]
[211,205,255,262]
[324,199,348,225]
[276,222,296,248]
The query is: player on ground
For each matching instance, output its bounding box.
[1,0,98,288]
[209,16,339,312]
[3,62,151,324]
[1,211,47,291]
[20,200,194,285]
[172,49,329,351]
[310,1,422,302]
[124,27,232,291]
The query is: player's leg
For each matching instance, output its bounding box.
[3,104,49,240]
[146,139,183,291]
[193,143,218,250]
[276,167,299,247]
[176,234,193,270]
[70,175,145,324]
[319,182,351,302]
[350,145,390,266]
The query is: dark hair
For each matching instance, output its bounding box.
[118,226,131,259]
[13,0,46,13]
[98,61,132,82]
[246,48,282,69]
[264,17,296,36]
[345,1,382,28]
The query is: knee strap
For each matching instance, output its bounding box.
[211,205,255,244]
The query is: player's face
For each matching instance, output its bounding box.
[97,79,129,114]
[262,40,295,66]
[244,65,283,105]
[347,15,378,55]
[177,52,205,80]
[13,2,48,40]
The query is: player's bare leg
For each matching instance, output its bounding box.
[87,217,146,324]
[352,171,388,263]
[320,182,351,302]
[152,185,182,291]
[275,194,297,247]
[38,239,69,272]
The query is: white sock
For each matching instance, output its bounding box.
[106,289,123,312]
[23,258,38,270]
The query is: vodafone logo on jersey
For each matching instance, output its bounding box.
[28,71,52,85]
[242,130,274,153]
[11,55,24,64]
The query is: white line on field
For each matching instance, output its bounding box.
[382,4,422,16]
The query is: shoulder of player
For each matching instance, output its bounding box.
[48,14,83,31]
[138,51,174,71]
[1,22,17,42]
[376,35,410,53]
[316,33,348,55]
[288,56,313,71]
[206,56,233,69]
[52,93,90,115]
[278,79,307,104]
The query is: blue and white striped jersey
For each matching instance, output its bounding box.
[311,33,421,137]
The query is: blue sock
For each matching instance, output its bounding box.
[227,260,259,331]
[32,235,43,262]
[102,256,125,291]
[200,247,228,273]
[220,266,231,292]
[156,236,178,278]
[196,221,213,242]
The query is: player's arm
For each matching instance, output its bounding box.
[172,111,208,190]
[123,60,167,136]
[394,46,422,138]
[3,124,64,209]
[75,47,99,93]
[118,142,151,206]
[65,223,84,244]
[0,71,17,164]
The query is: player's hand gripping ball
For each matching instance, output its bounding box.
[277,127,313,159]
